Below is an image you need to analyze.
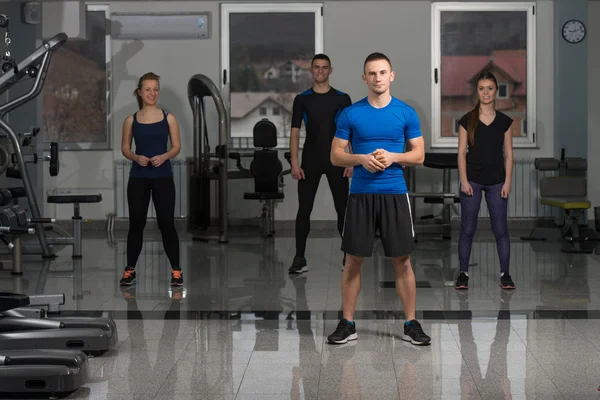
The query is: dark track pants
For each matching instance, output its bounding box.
[295,160,349,257]
[127,177,180,269]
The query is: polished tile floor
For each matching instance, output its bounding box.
[2,226,600,399]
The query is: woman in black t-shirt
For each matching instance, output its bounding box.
[455,71,515,291]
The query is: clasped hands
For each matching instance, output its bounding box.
[361,149,405,173]
[135,154,167,167]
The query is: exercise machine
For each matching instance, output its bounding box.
[0,292,89,396]
[0,294,118,356]
[406,153,461,240]
[0,30,68,258]
[230,119,291,238]
[0,27,101,260]
[187,74,230,243]
[187,75,293,240]
[0,189,56,274]
[521,151,599,254]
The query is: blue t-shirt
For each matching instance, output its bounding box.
[334,96,422,194]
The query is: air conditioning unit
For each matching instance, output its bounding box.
[111,12,211,40]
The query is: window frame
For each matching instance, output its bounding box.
[43,4,112,151]
[220,3,324,150]
[497,82,509,99]
[453,118,460,136]
[431,2,536,148]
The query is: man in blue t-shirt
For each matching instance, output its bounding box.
[326,52,431,347]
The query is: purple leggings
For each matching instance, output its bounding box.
[458,181,510,274]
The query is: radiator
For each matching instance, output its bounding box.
[448,158,558,219]
[113,158,556,220]
[114,159,190,218]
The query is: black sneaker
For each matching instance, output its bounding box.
[289,256,308,274]
[402,320,431,346]
[455,272,469,290]
[171,269,184,286]
[327,319,357,344]
[119,267,136,286]
[500,273,515,290]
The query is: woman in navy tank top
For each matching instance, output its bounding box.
[119,72,183,287]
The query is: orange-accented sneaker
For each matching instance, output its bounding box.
[119,268,136,286]
[171,269,183,286]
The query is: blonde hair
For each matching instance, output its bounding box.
[133,72,160,109]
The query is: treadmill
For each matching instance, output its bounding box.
[10,293,119,356]
[0,293,89,395]
[0,296,118,355]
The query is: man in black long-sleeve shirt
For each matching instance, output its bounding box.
[289,54,352,274]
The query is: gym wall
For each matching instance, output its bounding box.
[588,0,600,219]
[6,0,595,225]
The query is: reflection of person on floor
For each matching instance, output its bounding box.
[102,287,181,395]
[456,290,514,398]
[289,276,325,398]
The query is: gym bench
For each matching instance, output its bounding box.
[406,153,460,240]
[46,194,103,258]
[521,157,599,254]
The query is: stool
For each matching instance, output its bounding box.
[46,194,102,258]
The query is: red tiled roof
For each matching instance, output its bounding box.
[230,92,295,118]
[289,59,311,69]
[441,50,526,96]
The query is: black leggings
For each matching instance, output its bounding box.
[295,160,349,257]
[126,177,180,269]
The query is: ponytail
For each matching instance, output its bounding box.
[466,102,480,147]
[133,89,143,109]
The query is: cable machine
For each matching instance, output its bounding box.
[187,74,229,243]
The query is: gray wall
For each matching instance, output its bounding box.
[588,1,600,217]
[31,1,598,224]
[554,0,588,159]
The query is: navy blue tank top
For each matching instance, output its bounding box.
[129,110,173,179]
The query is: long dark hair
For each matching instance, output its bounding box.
[133,72,160,109]
[466,71,498,147]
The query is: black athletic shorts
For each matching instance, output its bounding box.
[341,193,414,258]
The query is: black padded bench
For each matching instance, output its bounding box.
[46,194,103,258]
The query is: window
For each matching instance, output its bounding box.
[43,4,111,150]
[453,118,460,136]
[497,83,508,99]
[431,2,536,148]
[221,3,323,150]
[522,119,527,135]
